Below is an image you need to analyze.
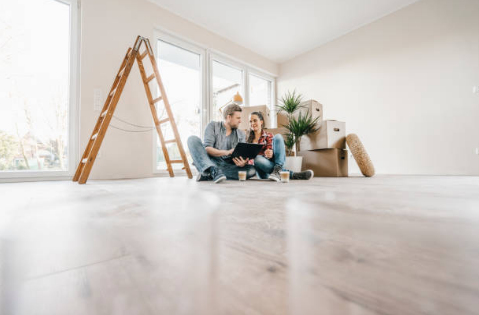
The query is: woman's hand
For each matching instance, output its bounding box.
[264,149,273,159]
[233,157,249,167]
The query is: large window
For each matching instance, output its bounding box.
[154,31,275,174]
[249,74,272,107]
[155,39,203,171]
[212,61,244,121]
[0,0,78,178]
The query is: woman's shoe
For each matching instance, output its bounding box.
[268,165,283,182]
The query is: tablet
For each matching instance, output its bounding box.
[231,143,264,160]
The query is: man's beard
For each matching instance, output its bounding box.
[227,122,239,129]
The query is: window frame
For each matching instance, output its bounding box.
[152,29,207,174]
[0,0,80,182]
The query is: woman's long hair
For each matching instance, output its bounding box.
[246,111,265,143]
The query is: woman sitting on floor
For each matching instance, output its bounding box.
[246,111,313,181]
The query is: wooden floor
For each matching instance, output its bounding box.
[1,175,479,315]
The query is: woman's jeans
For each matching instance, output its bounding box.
[254,134,292,179]
[187,136,256,180]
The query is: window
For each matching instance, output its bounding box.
[249,74,272,107]
[155,38,203,171]
[153,31,275,174]
[0,0,78,178]
[211,60,244,121]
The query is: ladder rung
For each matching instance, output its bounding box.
[140,50,148,60]
[91,133,98,140]
[158,118,169,125]
[146,74,155,83]
[164,139,176,144]
[152,96,162,104]
[82,158,88,163]
[101,110,108,118]
[170,160,184,164]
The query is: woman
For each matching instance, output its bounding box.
[247,111,313,181]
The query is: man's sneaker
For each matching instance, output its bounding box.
[196,172,212,182]
[291,169,314,180]
[268,164,283,182]
[211,167,227,184]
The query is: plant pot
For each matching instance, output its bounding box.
[284,156,303,172]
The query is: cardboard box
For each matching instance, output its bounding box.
[300,120,346,151]
[277,112,289,128]
[298,149,348,177]
[298,99,323,125]
[276,99,323,128]
[239,105,271,130]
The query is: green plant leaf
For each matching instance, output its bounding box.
[275,90,305,115]
[284,110,320,152]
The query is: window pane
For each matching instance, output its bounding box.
[212,61,243,121]
[0,0,70,172]
[249,74,271,107]
[156,40,202,171]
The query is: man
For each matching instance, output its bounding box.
[187,104,256,183]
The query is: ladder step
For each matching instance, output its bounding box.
[146,74,155,83]
[101,110,108,118]
[82,158,88,163]
[170,160,184,164]
[164,139,176,144]
[91,133,98,140]
[152,96,162,104]
[158,118,169,125]
[140,50,148,60]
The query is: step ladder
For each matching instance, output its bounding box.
[73,36,193,184]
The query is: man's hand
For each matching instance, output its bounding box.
[264,149,273,159]
[206,147,235,157]
[233,156,249,167]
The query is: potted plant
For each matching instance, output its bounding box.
[276,90,320,172]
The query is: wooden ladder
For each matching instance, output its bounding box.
[73,36,193,184]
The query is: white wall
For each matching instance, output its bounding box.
[278,0,479,175]
[80,0,279,180]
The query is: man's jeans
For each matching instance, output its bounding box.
[254,134,293,179]
[187,136,256,180]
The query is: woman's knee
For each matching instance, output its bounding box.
[273,134,285,147]
[254,156,269,168]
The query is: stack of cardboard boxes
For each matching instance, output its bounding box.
[241,100,348,177]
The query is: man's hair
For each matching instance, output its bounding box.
[223,104,242,119]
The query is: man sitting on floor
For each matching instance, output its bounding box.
[187,104,256,183]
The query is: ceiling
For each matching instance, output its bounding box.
[148,0,419,63]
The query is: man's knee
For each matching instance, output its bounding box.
[187,135,202,148]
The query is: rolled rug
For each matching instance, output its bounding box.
[346,133,375,177]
